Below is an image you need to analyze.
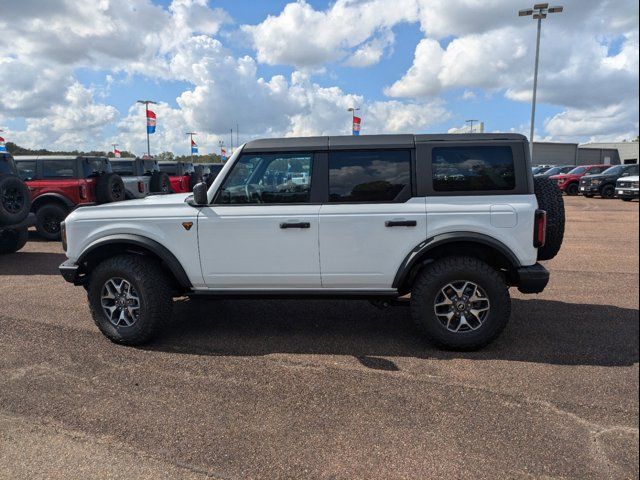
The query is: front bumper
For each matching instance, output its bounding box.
[616,188,639,199]
[579,184,600,194]
[515,263,550,294]
[59,259,84,285]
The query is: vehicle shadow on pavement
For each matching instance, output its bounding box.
[145,297,639,369]
[0,251,66,275]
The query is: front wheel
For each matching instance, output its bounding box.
[87,254,173,345]
[410,256,511,350]
[600,184,615,199]
[0,227,29,254]
[565,183,579,196]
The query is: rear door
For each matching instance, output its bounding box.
[30,158,81,204]
[198,151,322,288]
[318,149,426,289]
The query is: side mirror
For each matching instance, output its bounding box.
[192,182,208,206]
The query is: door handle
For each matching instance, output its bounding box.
[385,220,417,227]
[280,222,310,229]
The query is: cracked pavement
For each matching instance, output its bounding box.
[0,196,638,479]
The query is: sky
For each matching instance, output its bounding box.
[0,0,638,157]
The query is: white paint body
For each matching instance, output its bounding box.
[63,147,540,292]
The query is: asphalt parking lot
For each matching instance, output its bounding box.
[1,196,638,479]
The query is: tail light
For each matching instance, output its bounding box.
[79,183,88,200]
[534,209,547,248]
[138,181,145,193]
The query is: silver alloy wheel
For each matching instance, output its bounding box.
[434,281,490,332]
[101,277,141,327]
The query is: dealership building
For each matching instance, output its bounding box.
[532,141,639,166]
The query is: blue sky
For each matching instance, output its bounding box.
[0,0,637,155]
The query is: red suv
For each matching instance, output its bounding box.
[14,156,125,240]
[158,161,199,193]
[548,164,610,196]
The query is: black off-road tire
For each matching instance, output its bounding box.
[188,173,200,191]
[600,184,615,199]
[622,198,633,202]
[87,254,173,345]
[150,171,171,193]
[0,227,29,254]
[534,176,565,261]
[565,182,579,196]
[410,256,511,350]
[0,175,31,225]
[35,203,67,240]
[96,173,125,204]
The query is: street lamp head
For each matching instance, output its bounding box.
[533,3,549,9]
[519,8,533,15]
[533,13,547,19]
[548,6,563,13]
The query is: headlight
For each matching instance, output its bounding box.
[592,179,602,186]
[61,221,67,252]
[632,182,639,189]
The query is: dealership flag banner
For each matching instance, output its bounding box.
[352,116,361,136]
[146,109,156,134]
[0,137,6,152]
[221,147,227,161]
[191,138,198,154]
[114,148,121,158]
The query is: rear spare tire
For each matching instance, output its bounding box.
[35,203,67,241]
[0,175,31,225]
[150,172,171,193]
[96,173,125,204]
[534,176,565,261]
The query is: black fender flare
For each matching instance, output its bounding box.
[32,193,74,211]
[77,234,192,288]
[392,232,521,289]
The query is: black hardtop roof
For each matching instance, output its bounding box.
[242,133,527,152]
[13,155,109,161]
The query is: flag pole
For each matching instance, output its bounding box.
[137,99,157,157]
[186,132,197,162]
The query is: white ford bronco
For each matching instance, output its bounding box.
[60,134,564,350]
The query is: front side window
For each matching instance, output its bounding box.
[587,166,608,175]
[328,150,411,203]
[216,153,313,204]
[16,160,36,180]
[432,146,515,192]
[43,160,76,179]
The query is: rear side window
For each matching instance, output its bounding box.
[328,150,411,203]
[588,166,608,174]
[83,159,111,177]
[111,161,134,176]
[43,160,76,179]
[16,160,36,180]
[432,146,515,192]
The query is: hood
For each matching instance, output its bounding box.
[619,176,639,183]
[67,192,194,222]
[580,173,613,181]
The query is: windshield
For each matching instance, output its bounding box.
[568,166,587,174]
[601,165,624,176]
[543,167,562,176]
[532,167,543,175]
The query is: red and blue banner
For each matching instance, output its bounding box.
[352,116,361,136]
[191,138,198,154]
[146,109,156,134]
[0,136,6,152]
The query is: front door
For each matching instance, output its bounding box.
[198,151,321,288]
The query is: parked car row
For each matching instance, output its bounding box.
[0,153,225,250]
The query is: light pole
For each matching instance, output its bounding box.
[519,3,563,155]
[186,132,197,162]
[347,107,360,135]
[465,119,478,133]
[218,140,224,162]
[136,99,157,157]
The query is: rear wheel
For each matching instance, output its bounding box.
[0,227,29,254]
[584,194,594,198]
[622,198,633,202]
[600,184,615,199]
[410,256,511,350]
[35,203,67,240]
[87,254,173,345]
[565,182,579,196]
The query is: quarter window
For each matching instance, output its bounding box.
[111,161,134,176]
[328,150,411,203]
[216,153,313,204]
[42,160,76,179]
[432,146,515,192]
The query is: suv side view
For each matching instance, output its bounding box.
[14,156,125,240]
[0,153,36,254]
[548,164,609,195]
[158,161,198,193]
[579,163,640,199]
[59,134,564,351]
[111,157,171,199]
